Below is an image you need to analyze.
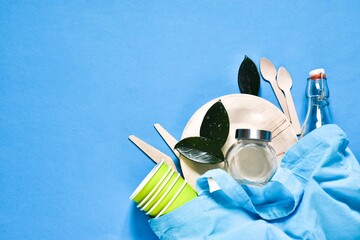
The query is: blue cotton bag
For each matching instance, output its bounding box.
[149,125,360,239]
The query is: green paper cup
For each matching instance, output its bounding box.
[147,175,197,217]
[146,174,180,216]
[137,167,172,208]
[141,171,178,213]
[140,170,175,212]
[130,160,170,204]
[156,180,197,218]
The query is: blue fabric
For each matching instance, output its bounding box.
[149,125,360,239]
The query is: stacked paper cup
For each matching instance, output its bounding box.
[130,160,197,218]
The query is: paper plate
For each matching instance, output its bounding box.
[180,94,298,189]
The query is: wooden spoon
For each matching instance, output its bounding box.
[277,67,301,135]
[260,57,290,120]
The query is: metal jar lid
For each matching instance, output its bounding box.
[235,129,272,142]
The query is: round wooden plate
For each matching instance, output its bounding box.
[180,94,298,189]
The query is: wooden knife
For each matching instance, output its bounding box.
[153,123,180,159]
[128,135,178,172]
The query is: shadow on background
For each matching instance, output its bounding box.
[128,202,158,239]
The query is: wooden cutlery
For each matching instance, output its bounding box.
[277,67,302,135]
[260,57,301,135]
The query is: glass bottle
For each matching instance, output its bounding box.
[300,68,333,138]
[225,129,277,186]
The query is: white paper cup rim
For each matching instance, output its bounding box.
[130,160,165,200]
[147,174,180,216]
[155,180,188,218]
[140,170,175,211]
[137,168,172,208]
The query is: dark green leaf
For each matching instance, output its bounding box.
[238,55,260,96]
[200,100,229,148]
[175,136,224,164]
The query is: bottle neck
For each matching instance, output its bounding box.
[306,77,329,100]
[301,73,332,138]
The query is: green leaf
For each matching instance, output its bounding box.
[200,100,229,148]
[175,137,224,164]
[238,55,260,96]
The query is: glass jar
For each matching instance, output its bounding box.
[225,129,277,186]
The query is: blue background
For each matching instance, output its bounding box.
[1,1,359,239]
